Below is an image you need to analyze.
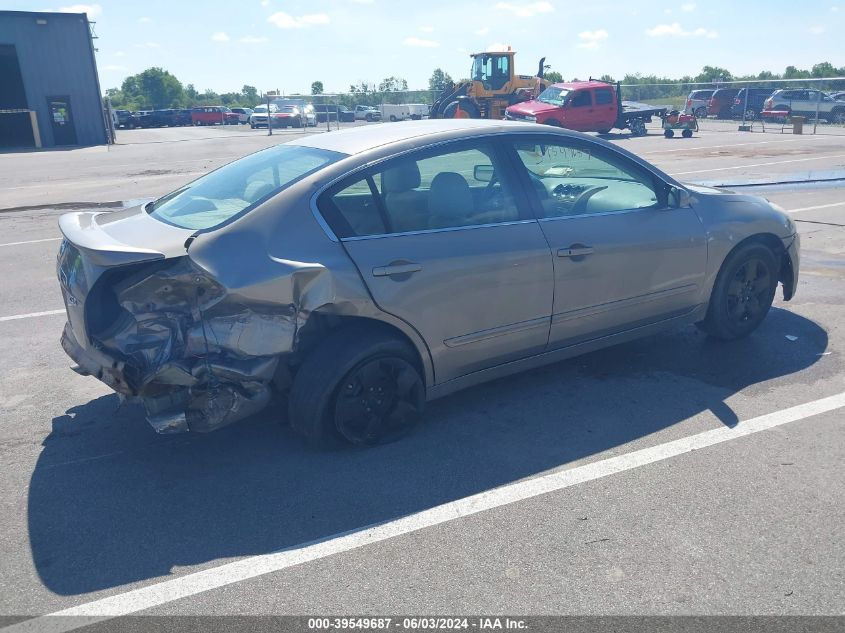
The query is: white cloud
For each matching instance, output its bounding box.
[808,25,825,34]
[403,36,439,47]
[267,11,330,28]
[681,2,696,10]
[240,35,269,43]
[495,1,553,17]
[646,22,718,38]
[474,26,490,35]
[55,3,102,16]
[135,41,160,48]
[102,64,127,71]
[211,31,230,42]
[577,29,608,49]
[260,0,270,5]
[114,50,125,57]
[137,16,152,23]
[830,5,839,11]
[419,25,434,32]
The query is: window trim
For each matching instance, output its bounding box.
[316,137,536,241]
[500,133,669,221]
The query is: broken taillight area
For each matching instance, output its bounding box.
[74,257,300,434]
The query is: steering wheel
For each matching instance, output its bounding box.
[481,173,506,209]
[570,186,608,215]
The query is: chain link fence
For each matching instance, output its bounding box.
[619,77,845,136]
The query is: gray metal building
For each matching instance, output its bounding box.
[0,10,108,148]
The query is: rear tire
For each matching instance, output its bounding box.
[289,325,425,449]
[682,128,693,138]
[694,106,707,119]
[697,243,778,341]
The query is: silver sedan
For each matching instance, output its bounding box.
[56,120,800,447]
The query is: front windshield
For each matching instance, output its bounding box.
[148,145,345,230]
[538,87,571,106]
[254,105,268,113]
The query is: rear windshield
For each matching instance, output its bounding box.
[148,145,345,230]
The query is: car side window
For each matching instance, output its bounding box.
[571,91,592,107]
[510,139,659,219]
[319,142,523,238]
[595,88,613,105]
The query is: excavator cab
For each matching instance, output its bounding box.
[471,52,513,93]
[429,47,547,120]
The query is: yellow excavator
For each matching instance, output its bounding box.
[429,47,548,120]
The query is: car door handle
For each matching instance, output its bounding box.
[372,262,422,277]
[557,246,595,258]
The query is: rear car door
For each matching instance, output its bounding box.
[504,135,707,348]
[593,87,616,130]
[317,139,554,383]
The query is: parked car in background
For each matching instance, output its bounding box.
[730,88,775,120]
[407,104,430,120]
[707,88,740,118]
[683,89,714,118]
[763,89,845,123]
[831,92,845,102]
[56,119,800,447]
[354,105,381,121]
[270,105,305,128]
[249,104,277,128]
[380,103,411,121]
[175,109,193,126]
[230,108,253,124]
[191,106,239,126]
[150,109,178,127]
[134,111,154,128]
[313,104,355,123]
[273,99,317,126]
[114,110,138,129]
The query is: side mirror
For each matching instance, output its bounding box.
[668,185,691,208]
[473,164,495,182]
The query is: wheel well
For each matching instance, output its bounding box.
[279,313,428,391]
[728,233,793,300]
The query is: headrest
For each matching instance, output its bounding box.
[381,161,421,193]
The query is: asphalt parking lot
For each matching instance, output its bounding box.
[0,121,844,629]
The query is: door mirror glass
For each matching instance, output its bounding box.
[473,164,495,182]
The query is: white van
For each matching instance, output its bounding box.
[379,104,410,122]
[406,104,430,120]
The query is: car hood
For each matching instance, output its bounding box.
[684,184,795,238]
[507,100,561,116]
[59,204,195,267]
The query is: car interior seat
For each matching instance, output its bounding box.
[381,161,428,232]
[427,172,473,230]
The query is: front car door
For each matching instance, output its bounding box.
[565,89,594,131]
[504,135,707,348]
[316,139,554,384]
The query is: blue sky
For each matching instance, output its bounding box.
[10,0,844,95]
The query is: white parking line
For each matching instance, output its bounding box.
[0,309,65,323]
[0,237,61,247]
[673,153,845,175]
[640,136,830,155]
[787,201,845,214]
[7,391,844,632]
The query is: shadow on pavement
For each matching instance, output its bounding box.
[28,307,828,595]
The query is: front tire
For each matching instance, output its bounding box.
[443,100,480,119]
[698,243,778,340]
[289,326,425,449]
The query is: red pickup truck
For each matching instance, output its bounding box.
[505,80,668,137]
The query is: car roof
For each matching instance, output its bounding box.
[551,80,611,90]
[288,118,579,156]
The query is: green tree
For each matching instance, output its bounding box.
[544,70,563,83]
[241,84,258,103]
[311,80,324,95]
[428,68,454,91]
[811,62,836,78]
[695,66,733,82]
[121,67,184,108]
[378,76,408,92]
